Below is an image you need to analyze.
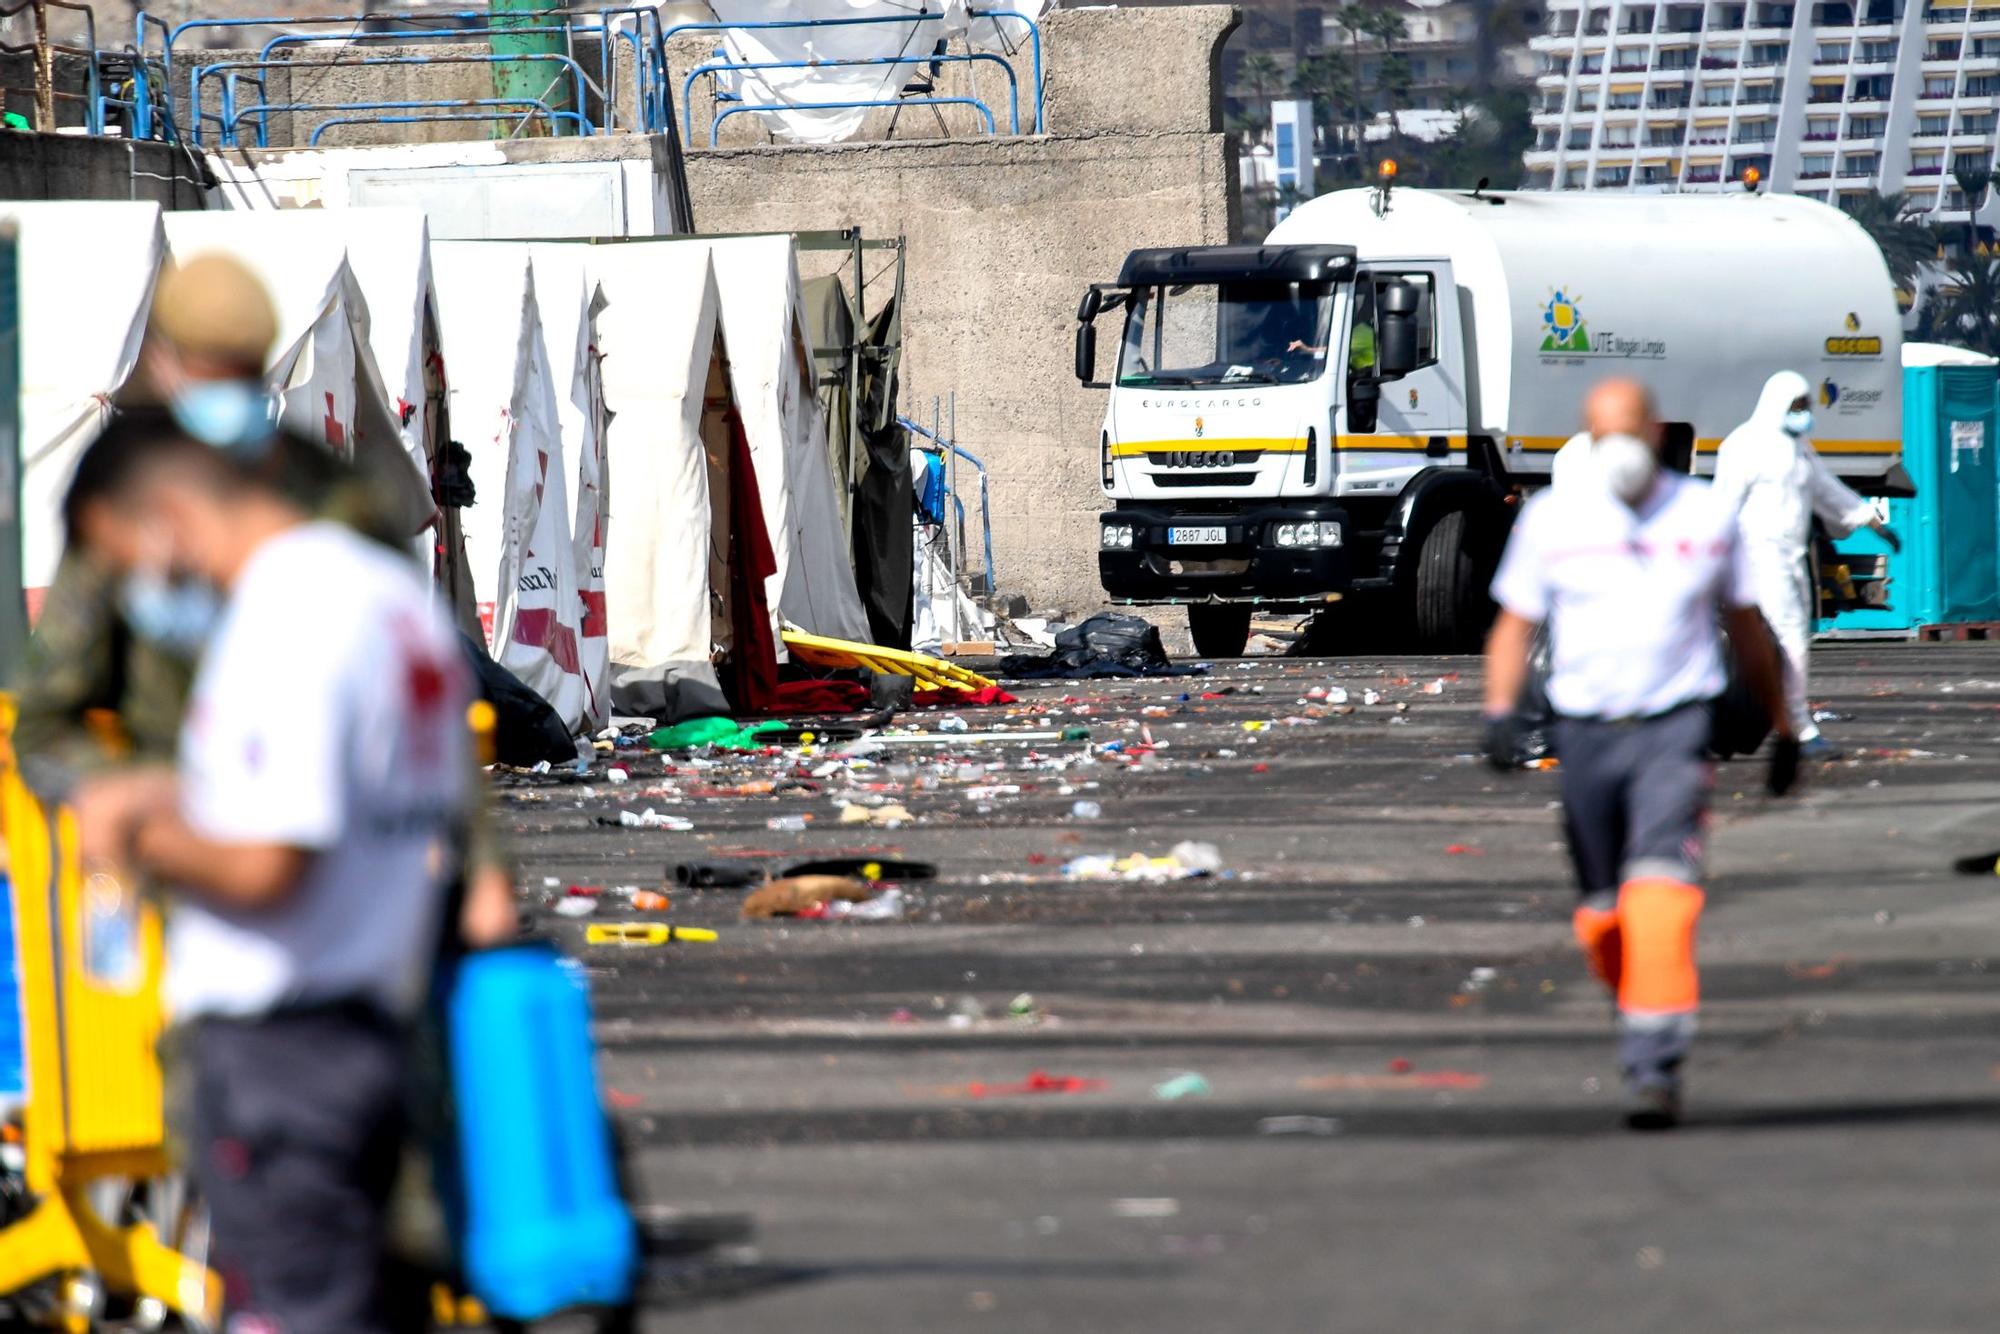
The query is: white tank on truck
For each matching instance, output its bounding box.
[1073,183,1905,657]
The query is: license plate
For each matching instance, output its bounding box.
[1168,526,1227,546]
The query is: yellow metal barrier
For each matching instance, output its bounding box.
[780,630,997,694]
[0,697,221,1329]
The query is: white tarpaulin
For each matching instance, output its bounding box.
[431,244,591,731]
[525,243,612,728]
[159,211,433,543]
[2,201,164,603]
[582,245,742,718]
[701,236,871,642]
[706,0,1051,144]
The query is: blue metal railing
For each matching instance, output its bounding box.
[666,8,1043,146]
[195,51,598,146]
[307,103,564,145]
[114,5,679,145]
[900,415,997,595]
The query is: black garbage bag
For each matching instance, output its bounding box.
[457,631,577,767]
[1710,615,1775,760]
[997,613,1201,680]
[1508,623,1556,766]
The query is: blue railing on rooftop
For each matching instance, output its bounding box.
[666,9,1044,147]
[12,3,1041,151]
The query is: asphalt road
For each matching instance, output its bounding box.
[500,642,2000,1333]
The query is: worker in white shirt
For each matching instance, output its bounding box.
[1483,378,1796,1130]
[1713,370,1900,760]
[70,418,473,1333]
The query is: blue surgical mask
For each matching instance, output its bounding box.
[169,379,278,453]
[1782,408,1814,437]
[118,568,222,657]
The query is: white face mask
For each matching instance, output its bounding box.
[1782,408,1813,437]
[1593,432,1660,507]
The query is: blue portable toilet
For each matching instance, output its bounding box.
[1820,343,2000,635]
[0,873,25,1115]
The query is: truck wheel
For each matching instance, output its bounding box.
[1188,603,1252,659]
[1411,508,1496,653]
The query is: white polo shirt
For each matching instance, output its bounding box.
[1491,472,1756,720]
[170,522,472,1021]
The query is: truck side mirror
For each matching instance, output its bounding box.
[1077,287,1103,322]
[1376,281,1421,379]
[1076,321,1100,386]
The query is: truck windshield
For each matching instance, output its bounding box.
[1117,281,1334,388]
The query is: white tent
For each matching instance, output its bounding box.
[582,245,761,720]
[523,244,612,728]
[430,243,591,731]
[159,211,433,544]
[707,0,1053,144]
[701,236,872,644]
[2,201,165,606]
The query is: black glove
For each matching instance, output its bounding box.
[1483,713,1520,772]
[1767,735,1801,797]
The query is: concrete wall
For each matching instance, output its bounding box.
[683,5,1241,615]
[0,129,209,208]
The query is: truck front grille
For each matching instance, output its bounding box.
[1149,471,1257,488]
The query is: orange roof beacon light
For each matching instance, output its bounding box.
[1372,157,1399,217]
[1742,165,1762,192]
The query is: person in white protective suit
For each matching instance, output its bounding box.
[1712,370,1900,760]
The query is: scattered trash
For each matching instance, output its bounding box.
[966,1070,1106,1098]
[1111,1198,1181,1218]
[839,802,914,828]
[765,815,811,833]
[1070,800,1103,821]
[741,876,877,919]
[1445,844,1484,856]
[552,897,597,919]
[672,861,764,889]
[601,808,693,831]
[1007,993,1037,1020]
[583,923,718,945]
[1257,1115,1342,1136]
[813,887,908,923]
[1060,725,1092,742]
[1362,689,1382,706]
[784,858,938,883]
[1152,1072,1211,1101]
[628,891,672,912]
[1061,842,1221,883]
[606,767,630,784]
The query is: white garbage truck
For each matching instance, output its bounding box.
[1074,184,1906,656]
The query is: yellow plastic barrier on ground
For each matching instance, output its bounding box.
[781,630,997,694]
[0,697,221,1330]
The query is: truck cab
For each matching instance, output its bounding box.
[1078,241,1505,657]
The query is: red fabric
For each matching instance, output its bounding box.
[720,404,781,715]
[912,685,1017,708]
[765,680,873,715]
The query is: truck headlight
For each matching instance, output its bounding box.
[1270,521,1342,549]
[1101,524,1135,550]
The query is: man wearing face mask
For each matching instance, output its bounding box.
[10,257,401,794]
[65,422,473,1334]
[1481,377,1795,1130]
[1713,370,1900,760]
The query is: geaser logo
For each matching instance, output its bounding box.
[1820,378,1884,408]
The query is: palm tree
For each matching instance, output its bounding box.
[1295,51,1359,179]
[1844,191,1940,294]
[1334,5,1373,172]
[1240,52,1283,106]
[1932,257,2000,357]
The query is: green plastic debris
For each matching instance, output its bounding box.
[2,113,29,131]
[1151,1072,1211,1101]
[1059,725,1092,742]
[645,716,788,751]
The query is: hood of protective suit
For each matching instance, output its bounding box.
[1747,370,1811,432]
